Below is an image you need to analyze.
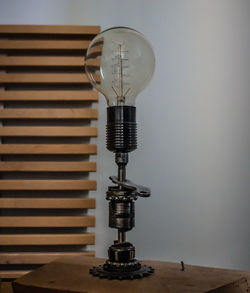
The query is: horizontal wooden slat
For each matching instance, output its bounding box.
[0,271,30,279]
[85,59,101,67]
[0,216,95,227]
[0,252,95,264]
[0,198,96,209]
[0,40,90,50]
[0,180,96,190]
[0,73,91,84]
[0,91,98,101]
[0,233,95,245]
[0,25,100,35]
[0,109,97,119]
[0,144,97,154]
[0,162,96,172]
[0,56,85,67]
[87,45,103,55]
[0,126,97,137]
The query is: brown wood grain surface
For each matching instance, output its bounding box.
[0,216,95,227]
[12,256,250,293]
[0,161,96,172]
[1,271,31,279]
[0,56,85,67]
[0,108,98,119]
[0,179,96,190]
[0,126,97,137]
[0,73,91,84]
[0,91,98,101]
[0,40,90,50]
[0,234,95,245]
[0,144,97,154]
[0,25,100,35]
[0,252,95,265]
[0,198,96,209]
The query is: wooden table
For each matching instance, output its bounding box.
[12,256,250,293]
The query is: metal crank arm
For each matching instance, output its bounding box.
[109,176,151,197]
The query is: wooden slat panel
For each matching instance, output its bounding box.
[0,198,96,209]
[0,233,95,245]
[0,216,95,227]
[0,180,96,190]
[0,56,85,67]
[0,271,30,279]
[0,91,98,101]
[0,252,95,264]
[0,25,98,274]
[0,162,96,172]
[0,109,98,119]
[0,126,97,137]
[0,40,90,50]
[0,73,91,84]
[0,25,100,35]
[0,144,97,154]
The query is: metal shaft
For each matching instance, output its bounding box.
[116,153,128,243]
[116,152,128,190]
[118,165,126,189]
[117,160,126,242]
[118,230,126,243]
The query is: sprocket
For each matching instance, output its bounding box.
[89,264,154,280]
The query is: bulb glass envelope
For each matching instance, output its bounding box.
[85,27,155,106]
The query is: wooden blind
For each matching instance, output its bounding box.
[0,25,100,279]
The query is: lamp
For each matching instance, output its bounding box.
[85,27,155,280]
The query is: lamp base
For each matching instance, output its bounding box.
[89,241,154,279]
[89,261,154,280]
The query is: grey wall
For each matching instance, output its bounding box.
[0,0,249,270]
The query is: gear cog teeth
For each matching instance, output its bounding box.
[89,263,154,279]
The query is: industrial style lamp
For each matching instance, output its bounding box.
[85,27,155,280]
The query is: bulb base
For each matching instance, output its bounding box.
[106,106,137,153]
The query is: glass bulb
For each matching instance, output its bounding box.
[85,27,155,106]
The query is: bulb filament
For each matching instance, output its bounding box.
[111,40,130,105]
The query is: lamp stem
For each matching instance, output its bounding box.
[118,230,126,243]
[115,152,128,243]
[116,152,128,183]
[118,164,126,183]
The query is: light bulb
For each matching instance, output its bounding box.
[85,27,155,106]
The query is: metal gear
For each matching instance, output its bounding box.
[89,264,154,280]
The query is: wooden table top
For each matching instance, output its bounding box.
[12,256,250,293]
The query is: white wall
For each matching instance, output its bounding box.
[0,0,249,270]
